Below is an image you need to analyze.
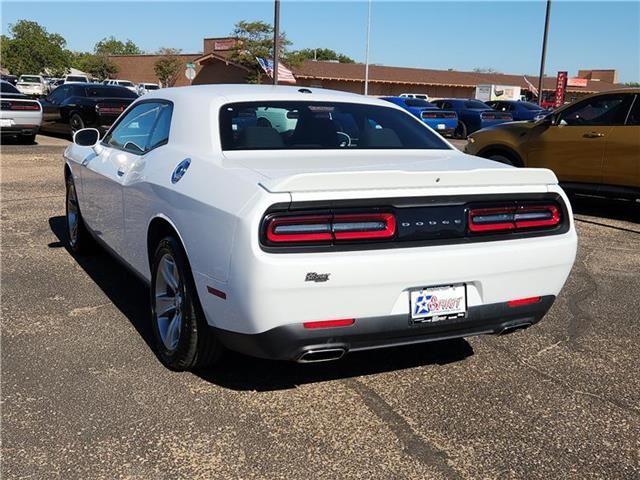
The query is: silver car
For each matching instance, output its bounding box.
[0,80,43,143]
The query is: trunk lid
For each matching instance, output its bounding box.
[226,149,557,195]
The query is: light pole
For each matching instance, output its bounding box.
[364,0,372,95]
[537,0,551,105]
[273,0,280,85]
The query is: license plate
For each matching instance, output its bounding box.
[410,284,467,322]
[0,119,13,127]
[437,124,446,130]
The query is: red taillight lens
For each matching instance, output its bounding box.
[267,215,333,243]
[507,296,541,307]
[303,318,355,329]
[444,112,457,118]
[266,212,396,243]
[468,205,560,233]
[96,105,124,114]
[10,102,40,111]
[421,112,437,119]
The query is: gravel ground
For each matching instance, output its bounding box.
[2,137,639,479]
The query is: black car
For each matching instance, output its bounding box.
[39,84,137,136]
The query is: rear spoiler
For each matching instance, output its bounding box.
[260,168,559,193]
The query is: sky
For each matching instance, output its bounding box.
[2,0,639,82]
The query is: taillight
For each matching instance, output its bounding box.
[5,101,40,111]
[96,105,125,114]
[421,112,438,119]
[468,204,560,233]
[266,212,396,243]
[444,112,457,118]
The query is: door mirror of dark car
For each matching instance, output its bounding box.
[73,128,100,147]
[538,113,555,126]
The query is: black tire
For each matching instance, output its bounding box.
[70,113,85,134]
[65,174,95,254]
[454,121,467,139]
[21,133,36,145]
[150,236,222,371]
[488,154,516,166]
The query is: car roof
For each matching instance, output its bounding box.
[140,84,397,108]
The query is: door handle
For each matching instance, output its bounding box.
[583,132,605,138]
[117,168,125,177]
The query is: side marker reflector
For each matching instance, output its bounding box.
[303,318,355,329]
[507,296,541,307]
[207,286,227,299]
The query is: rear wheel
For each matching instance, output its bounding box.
[70,113,85,134]
[150,236,222,371]
[454,121,467,139]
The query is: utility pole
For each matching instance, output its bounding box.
[537,0,551,105]
[273,0,280,85]
[364,0,372,95]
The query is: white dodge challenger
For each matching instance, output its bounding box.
[63,85,577,370]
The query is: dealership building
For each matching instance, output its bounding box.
[109,36,622,101]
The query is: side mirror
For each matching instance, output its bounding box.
[73,128,100,147]
[538,114,555,126]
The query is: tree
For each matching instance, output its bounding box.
[229,20,291,83]
[624,81,640,87]
[0,20,71,76]
[285,48,355,66]
[94,36,143,56]
[71,52,118,80]
[154,48,182,87]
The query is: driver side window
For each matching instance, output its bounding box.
[557,94,629,126]
[103,102,168,155]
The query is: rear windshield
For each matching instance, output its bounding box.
[66,76,88,82]
[20,76,41,83]
[404,99,434,108]
[117,81,134,87]
[143,84,159,90]
[84,86,137,98]
[465,100,490,109]
[220,101,451,151]
[520,101,544,110]
[1,82,21,94]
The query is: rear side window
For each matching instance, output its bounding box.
[558,94,631,126]
[220,101,450,151]
[103,101,173,154]
[0,82,20,94]
[465,100,490,109]
[627,96,640,125]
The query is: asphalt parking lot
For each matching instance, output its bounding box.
[2,135,639,479]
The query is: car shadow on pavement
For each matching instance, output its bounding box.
[571,195,639,227]
[49,215,475,392]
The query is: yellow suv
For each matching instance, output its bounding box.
[465,89,639,199]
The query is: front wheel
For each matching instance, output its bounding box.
[65,174,95,254]
[488,154,517,167]
[150,236,222,371]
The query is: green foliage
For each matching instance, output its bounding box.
[285,48,355,67]
[71,52,118,80]
[472,67,502,74]
[229,20,291,83]
[0,20,71,76]
[154,48,183,87]
[94,36,143,56]
[624,82,640,87]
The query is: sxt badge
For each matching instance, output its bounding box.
[305,272,330,283]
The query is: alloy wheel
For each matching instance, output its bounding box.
[154,253,184,351]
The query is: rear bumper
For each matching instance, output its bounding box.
[214,296,555,361]
[0,125,39,136]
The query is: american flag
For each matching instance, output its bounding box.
[256,57,296,84]
[523,75,538,96]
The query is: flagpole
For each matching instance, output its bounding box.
[273,0,280,85]
[537,0,551,106]
[363,0,372,95]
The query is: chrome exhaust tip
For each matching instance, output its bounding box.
[498,322,533,335]
[297,348,346,363]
